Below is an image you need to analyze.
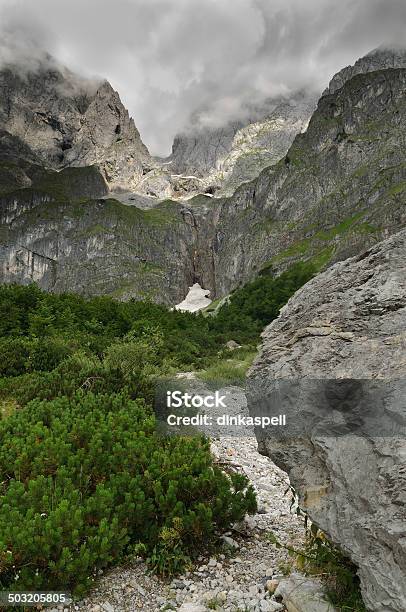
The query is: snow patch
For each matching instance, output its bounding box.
[175,283,212,313]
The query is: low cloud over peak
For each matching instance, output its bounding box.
[0,0,405,155]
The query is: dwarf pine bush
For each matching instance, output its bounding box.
[0,392,256,594]
[0,264,314,595]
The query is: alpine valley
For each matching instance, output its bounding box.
[1,47,405,305]
[1,45,406,612]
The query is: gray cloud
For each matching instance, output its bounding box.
[0,0,405,155]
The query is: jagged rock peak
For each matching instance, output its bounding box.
[165,91,317,197]
[0,57,151,191]
[324,45,406,95]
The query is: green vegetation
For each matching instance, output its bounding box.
[268,211,380,269]
[303,529,366,611]
[199,347,257,385]
[271,237,311,261]
[312,212,365,241]
[307,246,335,270]
[0,392,256,594]
[102,198,181,227]
[0,262,315,594]
[33,166,105,201]
[268,526,366,611]
[0,165,108,203]
[387,180,406,196]
[208,261,316,345]
[0,161,30,195]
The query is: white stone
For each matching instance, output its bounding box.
[178,604,207,612]
[221,535,239,549]
[266,579,279,594]
[275,574,339,612]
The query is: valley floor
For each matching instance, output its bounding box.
[63,436,304,612]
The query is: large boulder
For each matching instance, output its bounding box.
[248,229,406,612]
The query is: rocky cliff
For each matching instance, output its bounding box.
[165,92,316,197]
[325,46,406,95]
[207,66,406,296]
[0,191,199,304]
[0,61,151,192]
[1,65,406,303]
[247,228,406,612]
[0,57,316,202]
[161,48,406,200]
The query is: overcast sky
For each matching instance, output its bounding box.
[0,0,405,155]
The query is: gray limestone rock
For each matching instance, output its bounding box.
[324,46,406,95]
[210,67,406,297]
[274,574,338,612]
[1,62,406,305]
[248,229,406,611]
[0,60,151,192]
[166,93,317,197]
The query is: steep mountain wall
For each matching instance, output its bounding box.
[206,67,406,295]
[0,176,203,303]
[166,93,316,196]
[1,67,406,303]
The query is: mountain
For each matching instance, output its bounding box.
[0,60,151,192]
[0,56,317,202]
[128,46,406,201]
[1,61,405,303]
[209,66,406,295]
[324,45,406,94]
[164,92,317,197]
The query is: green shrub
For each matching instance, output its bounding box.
[28,338,73,372]
[0,338,31,377]
[0,392,256,594]
[208,261,316,343]
[0,337,73,378]
[0,263,314,595]
[268,526,366,611]
[0,352,109,406]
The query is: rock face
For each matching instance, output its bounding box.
[3,57,313,202]
[208,66,406,296]
[1,68,406,303]
[325,46,406,95]
[164,47,406,200]
[166,92,316,197]
[0,194,199,304]
[248,229,406,612]
[0,57,316,202]
[1,61,406,304]
[0,61,151,191]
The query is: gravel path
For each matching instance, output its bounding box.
[64,435,305,612]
